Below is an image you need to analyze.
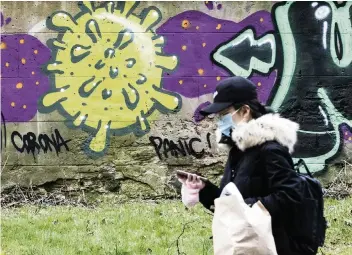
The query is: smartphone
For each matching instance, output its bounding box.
[176,170,208,182]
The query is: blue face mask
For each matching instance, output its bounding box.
[217,111,239,137]
[217,113,233,137]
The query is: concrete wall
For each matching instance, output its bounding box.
[1,1,352,200]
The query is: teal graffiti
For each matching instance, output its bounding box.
[211,1,352,172]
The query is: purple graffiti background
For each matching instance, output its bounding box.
[157,10,276,122]
[157,11,276,102]
[1,34,51,122]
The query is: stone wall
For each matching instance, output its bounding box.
[1,1,352,201]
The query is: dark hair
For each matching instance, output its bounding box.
[233,99,275,119]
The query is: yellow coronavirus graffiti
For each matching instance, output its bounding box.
[40,1,181,156]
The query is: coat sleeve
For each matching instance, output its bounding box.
[198,181,221,211]
[198,151,235,211]
[245,145,303,218]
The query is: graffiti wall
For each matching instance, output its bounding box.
[1,1,351,199]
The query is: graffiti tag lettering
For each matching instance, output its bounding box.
[149,133,211,160]
[11,129,71,157]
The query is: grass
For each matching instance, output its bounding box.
[1,197,351,255]
[320,197,352,255]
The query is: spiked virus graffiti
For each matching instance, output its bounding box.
[40,2,181,156]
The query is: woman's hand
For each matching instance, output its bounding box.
[177,173,206,207]
[178,173,206,190]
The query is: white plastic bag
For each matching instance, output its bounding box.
[212,182,278,255]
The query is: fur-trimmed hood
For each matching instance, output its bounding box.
[231,114,299,153]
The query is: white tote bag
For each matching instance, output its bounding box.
[212,182,278,255]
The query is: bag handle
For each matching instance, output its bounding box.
[294,159,313,177]
[221,182,244,203]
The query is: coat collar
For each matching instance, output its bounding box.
[231,113,299,153]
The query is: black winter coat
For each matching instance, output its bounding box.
[199,114,315,255]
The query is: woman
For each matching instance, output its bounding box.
[178,77,314,255]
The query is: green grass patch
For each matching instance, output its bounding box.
[320,197,352,255]
[1,197,351,255]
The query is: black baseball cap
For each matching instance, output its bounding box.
[200,76,258,116]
